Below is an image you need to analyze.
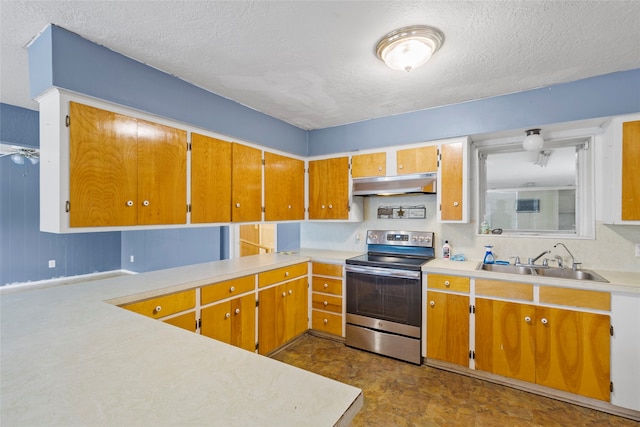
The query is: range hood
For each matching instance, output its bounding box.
[352,172,437,196]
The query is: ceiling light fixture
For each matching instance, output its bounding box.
[375,25,444,72]
[522,128,544,151]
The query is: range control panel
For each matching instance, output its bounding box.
[366,230,434,247]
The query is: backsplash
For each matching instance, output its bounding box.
[300,194,640,273]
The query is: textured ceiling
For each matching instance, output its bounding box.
[1,1,639,130]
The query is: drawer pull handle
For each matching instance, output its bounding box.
[225,313,230,319]
[323,319,328,324]
[235,308,240,314]
[321,205,325,209]
[288,289,293,295]
[328,204,333,209]
[282,292,287,297]
[126,200,134,207]
[378,166,383,171]
[453,201,459,207]
[285,271,289,277]
[429,301,435,307]
[154,305,162,314]
[399,164,404,169]
[288,204,292,209]
[323,301,328,306]
[524,316,532,323]
[229,286,235,292]
[541,318,548,325]
[142,200,150,207]
[323,283,328,288]
[235,203,241,208]
[444,280,450,287]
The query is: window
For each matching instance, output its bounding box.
[477,136,594,238]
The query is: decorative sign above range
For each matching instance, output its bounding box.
[377,205,426,219]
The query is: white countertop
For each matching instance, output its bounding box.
[0,254,362,426]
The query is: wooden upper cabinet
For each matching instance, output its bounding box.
[439,141,464,221]
[190,133,232,223]
[351,152,386,178]
[69,102,187,227]
[136,119,187,225]
[264,152,305,221]
[397,145,438,175]
[232,143,263,222]
[622,120,640,220]
[308,156,350,219]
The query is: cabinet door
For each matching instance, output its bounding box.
[257,285,283,355]
[397,146,438,175]
[201,300,232,344]
[426,291,469,367]
[351,152,386,178]
[69,102,138,227]
[308,157,350,219]
[288,277,309,340]
[163,311,197,332]
[137,119,187,225]
[535,307,610,401]
[190,133,232,223]
[264,152,305,221]
[439,141,464,221]
[621,120,640,220]
[230,293,256,352]
[475,299,536,382]
[232,143,262,222]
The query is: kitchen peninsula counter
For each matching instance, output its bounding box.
[0,254,362,426]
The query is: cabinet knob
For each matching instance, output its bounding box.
[378,166,383,171]
[323,283,328,288]
[399,164,404,169]
[225,313,230,319]
[328,204,333,209]
[126,200,134,207]
[541,318,548,325]
[282,292,287,297]
[142,200,150,207]
[321,205,325,209]
[429,301,435,307]
[453,201,459,207]
[154,305,162,314]
[235,308,240,314]
[323,301,328,306]
[288,205,292,209]
[444,280,450,287]
[288,289,293,295]
[285,271,289,277]
[524,316,532,323]
[229,286,235,292]
[236,203,241,208]
[323,318,328,324]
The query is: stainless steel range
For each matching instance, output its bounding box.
[345,230,434,364]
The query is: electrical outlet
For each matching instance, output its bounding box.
[48,260,55,268]
[130,255,135,263]
[635,243,640,257]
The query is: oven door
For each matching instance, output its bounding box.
[345,264,422,327]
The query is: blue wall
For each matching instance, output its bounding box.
[308,69,640,155]
[0,104,121,285]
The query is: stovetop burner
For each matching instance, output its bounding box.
[346,230,435,270]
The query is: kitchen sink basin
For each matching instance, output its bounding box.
[532,267,609,282]
[477,263,609,282]
[477,263,534,275]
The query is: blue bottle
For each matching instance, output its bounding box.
[483,245,495,264]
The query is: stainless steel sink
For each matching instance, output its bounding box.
[532,267,609,282]
[477,263,534,275]
[476,263,609,282]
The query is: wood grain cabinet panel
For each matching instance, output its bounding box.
[439,141,464,221]
[426,291,469,367]
[232,143,262,222]
[163,311,197,332]
[312,262,343,278]
[397,146,438,175]
[201,293,256,352]
[121,289,196,320]
[312,310,342,336]
[201,275,255,305]
[311,276,343,295]
[308,157,350,220]
[427,274,470,293]
[258,262,307,288]
[264,152,305,221]
[622,120,640,220]
[351,152,386,178]
[190,133,232,223]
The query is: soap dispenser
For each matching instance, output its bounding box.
[483,245,495,264]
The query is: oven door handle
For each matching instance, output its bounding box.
[345,265,421,279]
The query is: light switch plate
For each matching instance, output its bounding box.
[48,260,55,268]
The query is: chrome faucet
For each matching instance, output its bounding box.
[554,254,564,268]
[528,250,550,266]
[554,243,580,270]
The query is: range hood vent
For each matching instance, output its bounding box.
[352,172,437,196]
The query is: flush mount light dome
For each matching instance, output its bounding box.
[522,128,544,151]
[375,25,444,72]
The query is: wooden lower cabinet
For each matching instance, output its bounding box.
[475,298,611,401]
[426,291,469,367]
[310,262,343,337]
[121,289,196,320]
[258,276,308,355]
[163,311,197,332]
[201,293,256,352]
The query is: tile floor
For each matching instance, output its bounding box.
[271,335,638,427]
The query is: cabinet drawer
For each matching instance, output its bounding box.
[539,286,611,311]
[312,310,343,336]
[427,274,470,293]
[312,262,343,278]
[311,276,343,296]
[258,262,308,288]
[163,311,197,332]
[121,289,196,319]
[475,279,533,301]
[312,293,342,314]
[201,275,255,305]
